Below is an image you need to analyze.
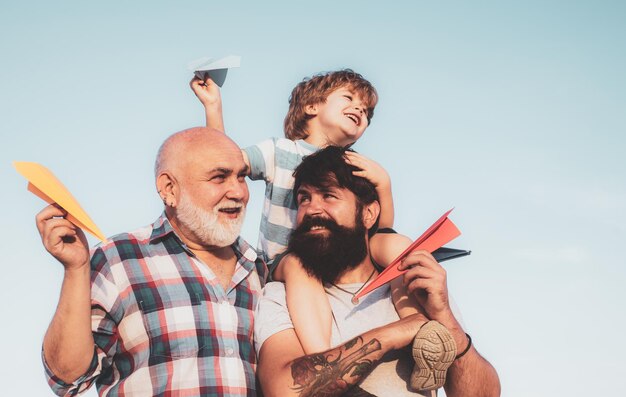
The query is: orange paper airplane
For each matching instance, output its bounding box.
[13,161,106,241]
[355,208,461,301]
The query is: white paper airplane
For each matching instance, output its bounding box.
[188,55,241,87]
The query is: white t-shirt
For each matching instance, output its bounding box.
[255,282,437,397]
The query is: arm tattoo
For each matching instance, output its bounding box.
[290,336,382,397]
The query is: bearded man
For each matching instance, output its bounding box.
[36,128,266,397]
[255,146,500,397]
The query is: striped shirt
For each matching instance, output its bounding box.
[43,213,267,397]
[244,138,320,261]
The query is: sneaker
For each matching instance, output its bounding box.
[410,320,457,391]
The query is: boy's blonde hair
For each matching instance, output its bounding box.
[284,69,378,140]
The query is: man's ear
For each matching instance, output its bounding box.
[304,103,318,116]
[156,171,179,208]
[362,200,381,230]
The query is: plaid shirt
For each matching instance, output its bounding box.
[43,213,267,397]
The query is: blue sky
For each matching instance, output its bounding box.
[1,1,625,396]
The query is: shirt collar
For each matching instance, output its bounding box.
[296,139,322,152]
[149,212,177,243]
[231,237,258,264]
[148,212,266,281]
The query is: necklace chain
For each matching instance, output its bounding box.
[329,268,377,305]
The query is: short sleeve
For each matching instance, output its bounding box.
[243,138,277,183]
[254,282,294,354]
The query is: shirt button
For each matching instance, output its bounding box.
[226,347,235,356]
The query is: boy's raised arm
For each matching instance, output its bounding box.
[191,76,252,175]
[190,76,224,132]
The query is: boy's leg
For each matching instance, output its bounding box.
[370,231,423,317]
[391,276,422,318]
[274,253,332,354]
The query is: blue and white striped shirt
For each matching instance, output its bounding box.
[244,138,320,262]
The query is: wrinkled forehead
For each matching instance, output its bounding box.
[200,153,247,174]
[181,141,246,174]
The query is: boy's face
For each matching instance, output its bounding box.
[307,87,370,147]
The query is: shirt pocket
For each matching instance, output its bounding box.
[137,287,205,360]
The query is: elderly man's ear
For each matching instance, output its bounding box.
[362,201,381,230]
[156,172,179,208]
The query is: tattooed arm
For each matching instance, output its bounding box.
[257,315,421,397]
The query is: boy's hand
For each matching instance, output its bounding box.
[190,76,225,131]
[344,152,391,190]
[36,204,90,271]
[190,76,222,108]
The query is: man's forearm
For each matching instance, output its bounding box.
[290,335,383,397]
[288,318,415,397]
[436,313,501,397]
[445,347,501,397]
[43,265,96,383]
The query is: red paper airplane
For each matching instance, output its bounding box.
[355,209,461,301]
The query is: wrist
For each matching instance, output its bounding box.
[454,333,472,360]
[383,315,423,350]
[430,310,467,349]
[204,102,223,114]
[64,262,91,278]
[375,179,391,192]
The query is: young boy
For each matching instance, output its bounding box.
[190,70,456,391]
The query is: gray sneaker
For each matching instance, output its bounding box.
[410,321,457,391]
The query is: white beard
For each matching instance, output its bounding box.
[176,191,245,247]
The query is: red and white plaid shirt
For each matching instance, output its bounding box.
[44,213,267,396]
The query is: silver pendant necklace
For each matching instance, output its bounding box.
[329,268,377,305]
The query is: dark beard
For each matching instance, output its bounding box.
[287,215,368,284]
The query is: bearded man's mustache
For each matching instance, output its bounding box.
[287,213,368,284]
[296,215,341,233]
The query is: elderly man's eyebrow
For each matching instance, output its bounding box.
[205,165,248,177]
[238,165,249,176]
[207,167,234,175]
[209,165,244,173]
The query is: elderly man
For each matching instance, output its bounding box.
[255,146,500,397]
[36,128,266,396]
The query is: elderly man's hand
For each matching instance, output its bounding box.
[397,250,451,320]
[36,204,90,270]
